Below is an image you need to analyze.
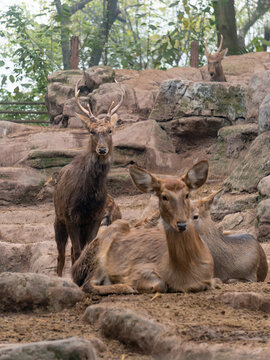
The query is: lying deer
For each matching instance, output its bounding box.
[72,160,220,294]
[205,34,228,82]
[191,191,268,283]
[54,79,124,276]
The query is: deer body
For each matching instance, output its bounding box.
[54,79,124,276]
[191,193,268,283]
[72,161,218,294]
[205,35,228,82]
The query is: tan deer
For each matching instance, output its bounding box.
[205,34,228,82]
[191,190,268,283]
[72,160,220,294]
[54,79,124,276]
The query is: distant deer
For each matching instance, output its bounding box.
[205,34,228,82]
[72,160,220,294]
[54,79,124,276]
[191,190,268,283]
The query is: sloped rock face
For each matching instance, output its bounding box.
[0,272,84,311]
[149,80,246,153]
[246,70,270,123]
[0,337,97,360]
[224,132,270,193]
[257,199,270,243]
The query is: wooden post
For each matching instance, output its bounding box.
[190,41,199,68]
[263,26,270,51]
[70,36,79,69]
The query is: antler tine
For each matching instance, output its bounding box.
[110,80,125,116]
[205,38,210,57]
[75,79,94,118]
[217,34,223,53]
[107,101,115,116]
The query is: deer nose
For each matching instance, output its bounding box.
[210,72,214,77]
[177,222,186,231]
[98,148,107,155]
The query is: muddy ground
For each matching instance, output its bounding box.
[0,189,269,359]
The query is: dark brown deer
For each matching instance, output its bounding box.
[205,34,228,82]
[72,160,220,294]
[54,79,124,276]
[191,191,268,283]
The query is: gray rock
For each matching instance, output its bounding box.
[220,292,270,313]
[0,272,84,311]
[0,337,97,360]
[257,199,270,242]
[246,70,270,123]
[258,94,270,133]
[0,243,32,273]
[84,65,115,91]
[258,175,270,197]
[224,132,270,193]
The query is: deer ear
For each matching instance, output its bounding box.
[129,165,160,194]
[182,160,208,190]
[110,113,118,128]
[220,48,228,58]
[203,188,224,210]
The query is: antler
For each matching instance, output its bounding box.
[217,34,223,53]
[107,80,125,116]
[75,79,94,118]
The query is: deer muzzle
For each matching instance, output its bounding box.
[177,222,187,232]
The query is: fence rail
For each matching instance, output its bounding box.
[0,101,49,125]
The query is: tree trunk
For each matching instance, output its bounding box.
[212,0,239,54]
[190,41,199,68]
[263,26,270,51]
[88,0,119,67]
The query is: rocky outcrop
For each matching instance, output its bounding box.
[258,94,270,133]
[0,337,97,360]
[0,272,84,311]
[246,70,270,123]
[224,132,270,193]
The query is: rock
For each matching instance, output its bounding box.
[220,292,270,313]
[220,212,243,231]
[150,80,247,124]
[113,120,182,173]
[0,167,47,205]
[257,199,270,243]
[0,337,97,360]
[258,94,270,133]
[0,121,34,138]
[258,175,270,197]
[0,243,32,273]
[224,132,270,193]
[0,272,84,311]
[84,65,115,91]
[246,70,270,123]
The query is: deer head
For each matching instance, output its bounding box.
[129,161,209,233]
[205,35,228,82]
[75,79,125,157]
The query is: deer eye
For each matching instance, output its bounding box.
[162,195,168,201]
[193,215,199,220]
[108,129,112,134]
[90,130,96,135]
[185,193,189,199]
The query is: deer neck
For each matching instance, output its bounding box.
[214,65,226,82]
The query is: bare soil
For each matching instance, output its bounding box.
[0,187,270,359]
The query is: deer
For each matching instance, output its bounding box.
[54,79,124,277]
[205,34,228,82]
[191,190,268,283]
[72,160,221,294]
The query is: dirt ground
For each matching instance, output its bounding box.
[0,188,270,359]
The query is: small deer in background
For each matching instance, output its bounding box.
[191,190,268,283]
[205,34,228,82]
[54,79,124,276]
[72,160,220,294]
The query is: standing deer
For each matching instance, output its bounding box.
[54,79,124,276]
[72,160,220,294]
[191,191,268,283]
[205,34,228,82]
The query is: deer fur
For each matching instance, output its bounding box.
[54,79,124,276]
[191,190,268,283]
[72,160,219,294]
[205,34,228,82]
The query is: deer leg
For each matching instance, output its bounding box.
[79,220,101,251]
[54,219,68,277]
[67,224,82,265]
[130,265,167,293]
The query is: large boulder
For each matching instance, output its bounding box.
[0,337,97,360]
[258,94,270,133]
[0,243,32,273]
[246,70,270,123]
[0,272,84,311]
[224,132,270,193]
[258,175,270,198]
[257,199,270,243]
